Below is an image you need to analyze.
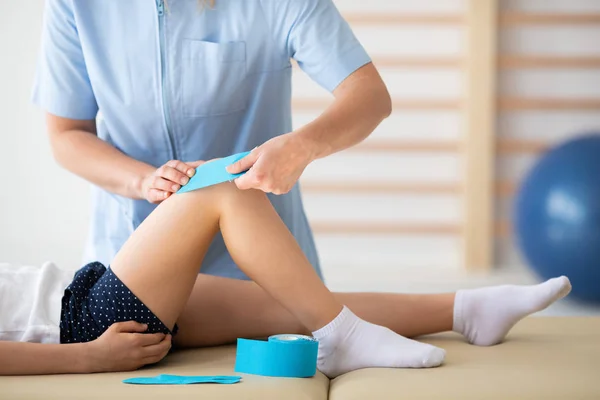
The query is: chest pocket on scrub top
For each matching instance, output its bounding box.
[182,40,248,117]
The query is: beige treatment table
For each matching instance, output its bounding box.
[1,317,598,399]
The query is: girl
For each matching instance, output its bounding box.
[0,181,572,376]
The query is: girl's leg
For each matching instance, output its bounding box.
[175,274,571,349]
[111,182,341,331]
[111,182,445,377]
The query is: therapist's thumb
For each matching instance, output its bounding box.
[186,160,206,168]
[226,150,259,174]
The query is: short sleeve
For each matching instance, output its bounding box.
[31,0,98,120]
[263,0,372,92]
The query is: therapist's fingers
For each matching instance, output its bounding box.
[186,160,206,169]
[147,188,170,203]
[167,160,197,178]
[233,170,261,191]
[157,165,190,187]
[152,176,181,193]
[226,151,259,174]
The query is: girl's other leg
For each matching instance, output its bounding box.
[176,274,570,350]
[175,275,454,348]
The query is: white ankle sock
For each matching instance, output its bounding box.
[312,306,446,378]
[453,276,572,346]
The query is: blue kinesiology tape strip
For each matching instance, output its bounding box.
[123,374,242,385]
[177,151,251,194]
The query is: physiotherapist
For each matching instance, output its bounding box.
[33,0,391,280]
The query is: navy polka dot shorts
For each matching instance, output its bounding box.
[60,262,178,344]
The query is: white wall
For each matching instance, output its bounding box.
[297,0,466,283]
[0,3,90,269]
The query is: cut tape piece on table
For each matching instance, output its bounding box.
[177,151,251,194]
[235,334,319,378]
[123,374,242,385]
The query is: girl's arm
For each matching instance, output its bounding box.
[0,321,171,375]
[0,341,90,375]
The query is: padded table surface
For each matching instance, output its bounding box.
[0,345,329,400]
[330,317,600,399]
[1,317,598,399]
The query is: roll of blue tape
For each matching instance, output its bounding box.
[234,334,319,378]
[177,151,251,194]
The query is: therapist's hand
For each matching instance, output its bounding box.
[140,160,205,204]
[226,133,314,194]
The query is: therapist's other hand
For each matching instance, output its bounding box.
[226,133,313,194]
[141,160,205,204]
[87,321,172,372]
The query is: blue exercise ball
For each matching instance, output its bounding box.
[515,134,600,303]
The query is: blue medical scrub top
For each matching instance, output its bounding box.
[32,0,371,280]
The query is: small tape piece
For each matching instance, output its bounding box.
[234,334,319,378]
[123,374,242,385]
[177,151,251,194]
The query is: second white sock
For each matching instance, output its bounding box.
[453,276,572,346]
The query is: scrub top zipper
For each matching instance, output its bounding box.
[156,0,178,160]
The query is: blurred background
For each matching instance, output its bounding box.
[1,0,599,315]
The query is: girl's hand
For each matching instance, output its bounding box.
[87,321,172,373]
[140,160,204,204]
